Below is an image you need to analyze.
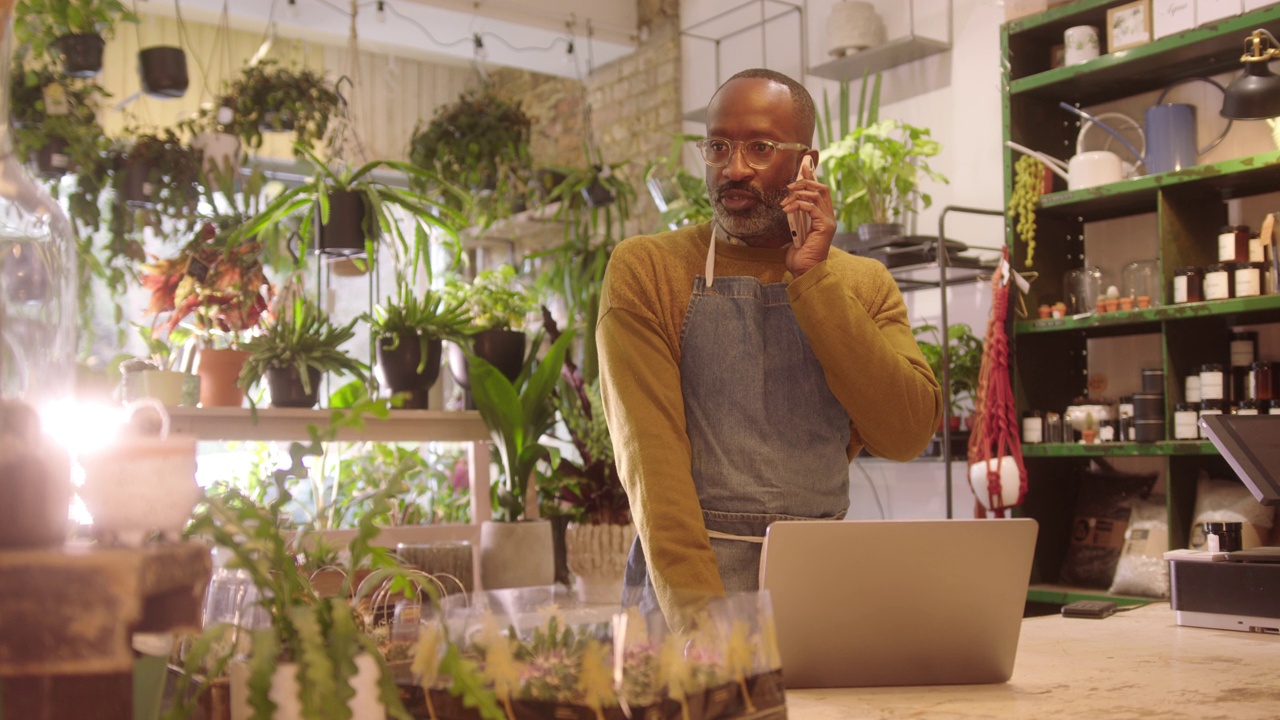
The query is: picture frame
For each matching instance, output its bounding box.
[1108,0,1153,52]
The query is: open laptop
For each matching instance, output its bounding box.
[759,518,1038,688]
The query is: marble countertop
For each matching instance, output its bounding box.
[785,603,1280,719]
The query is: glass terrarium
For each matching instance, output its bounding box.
[1122,260,1161,309]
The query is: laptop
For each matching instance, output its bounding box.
[759,518,1038,688]
[1199,413,1280,508]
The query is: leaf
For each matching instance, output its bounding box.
[440,645,506,720]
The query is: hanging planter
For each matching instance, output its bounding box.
[120,160,157,207]
[138,46,188,99]
[316,189,374,256]
[259,110,296,133]
[30,135,71,178]
[51,33,105,77]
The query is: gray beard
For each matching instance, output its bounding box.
[709,182,790,245]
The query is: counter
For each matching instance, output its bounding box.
[787,603,1279,719]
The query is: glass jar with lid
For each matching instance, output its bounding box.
[1122,259,1160,309]
[1064,266,1104,315]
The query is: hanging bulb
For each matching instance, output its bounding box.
[564,39,574,67]
[286,0,300,19]
[375,0,387,23]
[473,33,487,62]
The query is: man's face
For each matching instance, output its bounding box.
[704,78,806,245]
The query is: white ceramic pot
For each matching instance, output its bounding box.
[826,1,887,57]
[79,430,201,546]
[480,519,554,590]
[566,522,636,605]
[229,652,382,720]
[968,456,1024,512]
[1064,404,1115,432]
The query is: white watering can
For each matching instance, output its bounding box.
[1006,112,1145,191]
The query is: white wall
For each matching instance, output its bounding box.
[679,0,1010,518]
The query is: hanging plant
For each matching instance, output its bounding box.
[221,59,340,156]
[409,84,533,226]
[13,0,138,77]
[1010,154,1045,267]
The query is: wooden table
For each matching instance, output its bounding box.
[786,603,1280,719]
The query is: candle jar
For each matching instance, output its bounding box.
[1174,402,1199,439]
[1199,364,1225,401]
[1173,266,1203,303]
[1022,411,1044,443]
[1185,374,1202,403]
[1234,261,1265,297]
[1253,361,1277,400]
[1237,398,1261,415]
[1204,262,1235,300]
[1231,330,1258,367]
[1044,412,1064,443]
[1217,224,1250,262]
[1198,400,1226,438]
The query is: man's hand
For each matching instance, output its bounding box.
[781,161,837,277]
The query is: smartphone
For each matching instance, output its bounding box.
[787,155,814,248]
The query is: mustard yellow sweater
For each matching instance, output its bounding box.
[597,223,942,629]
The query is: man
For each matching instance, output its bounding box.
[597,68,941,631]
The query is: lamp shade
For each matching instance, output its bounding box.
[1221,60,1280,120]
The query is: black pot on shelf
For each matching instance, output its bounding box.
[448,328,527,409]
[377,334,443,410]
[52,34,105,78]
[31,136,72,178]
[138,46,189,99]
[266,365,324,408]
[121,161,158,207]
[316,190,374,257]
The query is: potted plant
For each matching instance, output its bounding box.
[115,127,202,213]
[540,311,633,604]
[179,103,242,193]
[816,71,880,241]
[221,59,339,156]
[9,63,106,177]
[363,284,470,410]
[442,265,537,399]
[13,0,137,77]
[913,322,983,435]
[137,43,187,99]
[409,83,533,228]
[231,146,465,267]
[468,328,576,590]
[643,134,714,231]
[237,296,369,409]
[820,117,947,242]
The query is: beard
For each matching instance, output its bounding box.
[709,179,790,244]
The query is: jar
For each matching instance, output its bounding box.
[1133,418,1165,443]
[1198,399,1227,438]
[1118,395,1134,419]
[1141,368,1164,394]
[1174,402,1199,439]
[1185,374,1202,403]
[1044,412,1064,443]
[1252,361,1277,400]
[1132,392,1165,419]
[1199,363,1225,401]
[1231,330,1258,367]
[1268,400,1280,416]
[1022,411,1044,444]
[1249,233,1264,263]
[1238,398,1261,415]
[1122,259,1160,308]
[1203,262,1235,300]
[1234,261,1266,297]
[1064,266,1104,315]
[1217,225,1250,262]
[1173,266,1204,303]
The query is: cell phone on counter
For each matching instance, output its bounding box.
[787,155,814,248]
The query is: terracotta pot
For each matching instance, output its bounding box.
[266,365,324,408]
[376,334,442,409]
[197,348,250,407]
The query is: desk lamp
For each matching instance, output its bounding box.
[1221,28,1280,120]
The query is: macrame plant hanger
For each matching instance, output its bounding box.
[966,246,1028,518]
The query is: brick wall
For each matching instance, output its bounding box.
[492,0,681,236]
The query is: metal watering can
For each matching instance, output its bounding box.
[1058,77,1233,175]
[1005,112,1144,190]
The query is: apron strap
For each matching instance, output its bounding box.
[705,224,718,287]
[706,528,765,544]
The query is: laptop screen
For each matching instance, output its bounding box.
[1199,414,1280,506]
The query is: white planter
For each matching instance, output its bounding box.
[480,519,554,590]
[79,432,201,545]
[565,522,635,605]
[229,652,382,720]
[826,1,887,57]
[968,456,1024,513]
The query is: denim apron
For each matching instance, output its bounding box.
[623,226,852,617]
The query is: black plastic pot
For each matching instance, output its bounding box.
[31,136,72,178]
[266,365,324,408]
[260,111,296,133]
[138,46,189,99]
[121,161,157,207]
[377,334,442,409]
[53,34,105,78]
[316,190,373,257]
[448,329,527,410]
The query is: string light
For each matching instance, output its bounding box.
[375,0,386,24]
[286,0,300,19]
[564,39,574,66]
[472,33,487,61]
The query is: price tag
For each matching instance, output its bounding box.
[42,82,70,116]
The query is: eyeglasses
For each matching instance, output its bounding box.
[695,137,809,169]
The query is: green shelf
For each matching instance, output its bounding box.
[1015,294,1280,335]
[1033,152,1280,222]
[1009,5,1280,105]
[1021,441,1217,457]
[1026,583,1152,607]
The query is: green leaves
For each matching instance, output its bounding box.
[470,329,576,521]
[822,118,948,226]
[237,296,369,395]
